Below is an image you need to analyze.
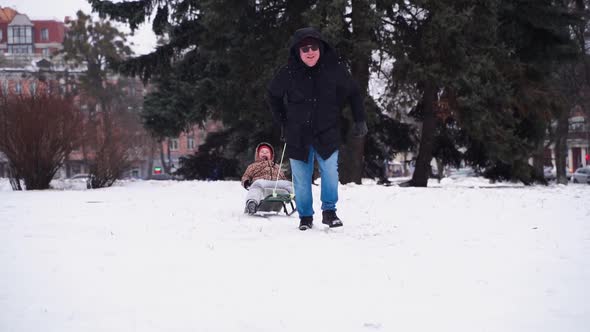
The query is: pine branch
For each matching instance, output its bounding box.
[88,0,153,31]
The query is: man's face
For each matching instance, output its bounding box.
[258,147,272,160]
[299,42,320,67]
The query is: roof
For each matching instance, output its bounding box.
[8,13,33,26]
[0,7,18,23]
[0,7,16,22]
[0,7,19,23]
[36,59,52,69]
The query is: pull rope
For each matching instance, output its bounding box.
[273,142,294,198]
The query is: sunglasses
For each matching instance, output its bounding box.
[300,44,319,53]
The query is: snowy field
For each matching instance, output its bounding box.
[1,177,589,332]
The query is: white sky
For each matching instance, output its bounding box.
[5,0,157,55]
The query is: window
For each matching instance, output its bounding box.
[40,28,49,41]
[570,122,585,132]
[15,82,22,94]
[42,48,50,57]
[8,26,33,44]
[29,82,37,94]
[187,137,195,150]
[170,138,179,151]
[7,45,33,54]
[0,29,3,41]
[569,116,585,132]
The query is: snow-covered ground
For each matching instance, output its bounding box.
[1,177,589,332]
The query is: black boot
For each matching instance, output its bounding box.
[299,216,313,231]
[322,210,343,228]
[245,200,257,215]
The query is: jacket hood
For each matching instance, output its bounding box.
[288,27,337,66]
[254,142,275,162]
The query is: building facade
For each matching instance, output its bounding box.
[546,110,590,173]
[146,121,224,178]
[0,8,65,63]
[0,7,222,180]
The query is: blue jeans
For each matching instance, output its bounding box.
[290,147,339,218]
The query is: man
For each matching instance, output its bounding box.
[267,27,367,231]
[241,142,292,215]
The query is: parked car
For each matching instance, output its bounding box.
[448,167,477,179]
[571,167,590,184]
[544,166,556,181]
[150,173,173,180]
[69,173,90,180]
[68,173,92,189]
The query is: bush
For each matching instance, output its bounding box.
[176,152,238,180]
[0,91,82,190]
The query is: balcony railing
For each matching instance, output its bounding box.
[0,53,66,69]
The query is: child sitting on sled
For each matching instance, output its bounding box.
[241,142,294,215]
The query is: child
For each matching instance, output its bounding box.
[241,142,293,214]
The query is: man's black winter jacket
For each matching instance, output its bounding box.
[267,27,366,162]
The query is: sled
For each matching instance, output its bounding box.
[256,187,296,216]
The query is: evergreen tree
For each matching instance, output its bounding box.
[62,11,133,96]
[378,0,580,186]
[88,0,398,184]
[471,0,580,184]
[62,11,148,187]
[549,0,590,184]
[377,0,506,186]
[88,0,583,187]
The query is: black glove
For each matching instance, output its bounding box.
[352,121,368,137]
[243,179,251,189]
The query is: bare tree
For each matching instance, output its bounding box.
[85,89,150,188]
[62,12,153,187]
[0,89,82,190]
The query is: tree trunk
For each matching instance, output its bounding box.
[410,81,437,187]
[532,138,546,184]
[436,157,444,180]
[339,131,365,184]
[339,0,372,184]
[146,138,157,180]
[65,156,71,179]
[160,140,171,174]
[167,139,173,173]
[554,105,569,185]
[402,152,410,176]
[8,164,22,191]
